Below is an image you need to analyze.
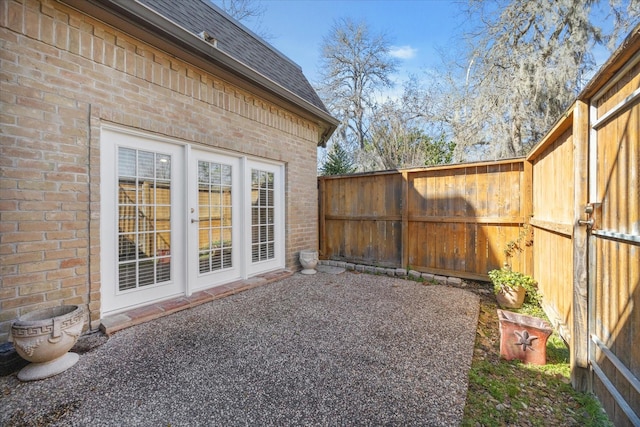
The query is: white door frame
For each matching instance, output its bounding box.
[186,148,243,295]
[100,125,187,317]
[100,125,285,316]
[244,159,286,276]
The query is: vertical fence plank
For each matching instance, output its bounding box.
[318,160,528,280]
[572,100,590,391]
[522,160,534,274]
[401,171,409,269]
[318,178,326,257]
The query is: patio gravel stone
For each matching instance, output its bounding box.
[1,271,479,426]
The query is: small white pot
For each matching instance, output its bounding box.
[299,250,319,275]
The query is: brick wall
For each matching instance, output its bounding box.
[0,0,321,341]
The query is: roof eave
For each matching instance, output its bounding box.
[58,0,338,146]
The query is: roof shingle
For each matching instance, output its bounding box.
[137,0,329,114]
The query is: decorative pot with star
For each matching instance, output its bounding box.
[9,305,84,381]
[497,309,553,365]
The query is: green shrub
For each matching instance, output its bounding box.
[488,268,541,305]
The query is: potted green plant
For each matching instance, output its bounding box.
[488,267,538,309]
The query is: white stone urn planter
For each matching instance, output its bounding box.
[9,305,84,381]
[299,250,319,275]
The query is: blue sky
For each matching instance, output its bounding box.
[227,0,466,86]
[212,0,629,90]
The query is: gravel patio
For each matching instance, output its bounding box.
[1,270,480,426]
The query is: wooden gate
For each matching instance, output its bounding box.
[585,47,640,427]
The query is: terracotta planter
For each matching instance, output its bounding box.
[495,285,526,309]
[9,305,84,381]
[299,250,318,275]
[498,309,553,365]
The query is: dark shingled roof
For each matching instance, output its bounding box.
[137,0,329,114]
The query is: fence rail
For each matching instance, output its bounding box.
[318,26,639,426]
[318,159,532,281]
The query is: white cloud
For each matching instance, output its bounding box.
[390,45,417,60]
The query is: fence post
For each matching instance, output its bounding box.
[401,171,409,269]
[522,159,534,276]
[572,100,591,392]
[318,177,326,258]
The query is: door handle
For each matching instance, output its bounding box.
[578,219,594,227]
[191,218,200,223]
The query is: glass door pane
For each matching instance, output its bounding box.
[197,161,233,273]
[117,148,172,291]
[101,126,185,316]
[251,169,275,263]
[188,150,240,292]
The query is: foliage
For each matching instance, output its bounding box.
[422,134,455,166]
[439,0,639,161]
[504,223,533,265]
[462,297,613,426]
[214,0,272,39]
[318,18,398,151]
[319,142,356,176]
[364,126,454,170]
[362,77,455,170]
[489,267,541,305]
[216,0,264,21]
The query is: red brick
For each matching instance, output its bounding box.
[126,304,164,321]
[0,308,19,323]
[44,248,76,260]
[15,159,55,171]
[0,211,45,221]
[1,272,46,286]
[2,294,45,309]
[60,257,85,268]
[46,268,75,280]
[60,275,86,288]
[1,231,44,243]
[18,221,59,232]
[45,211,75,221]
[19,282,58,295]
[3,251,42,265]
[44,192,77,202]
[2,189,44,201]
[46,288,75,301]
[0,200,17,211]
[19,201,60,210]
[6,2,24,33]
[19,260,59,273]
[45,230,75,240]
[17,240,58,252]
[1,168,43,180]
[0,224,17,237]
[63,295,86,305]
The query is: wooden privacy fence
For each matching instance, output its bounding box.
[318,159,532,281]
[318,26,640,426]
[527,27,640,427]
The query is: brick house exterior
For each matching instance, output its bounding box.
[0,0,337,341]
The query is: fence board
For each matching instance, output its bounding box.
[529,119,575,347]
[319,159,530,280]
[590,50,640,425]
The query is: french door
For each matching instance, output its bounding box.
[245,159,285,276]
[101,128,187,315]
[187,150,241,291]
[101,126,284,316]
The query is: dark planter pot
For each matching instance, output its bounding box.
[497,309,553,365]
